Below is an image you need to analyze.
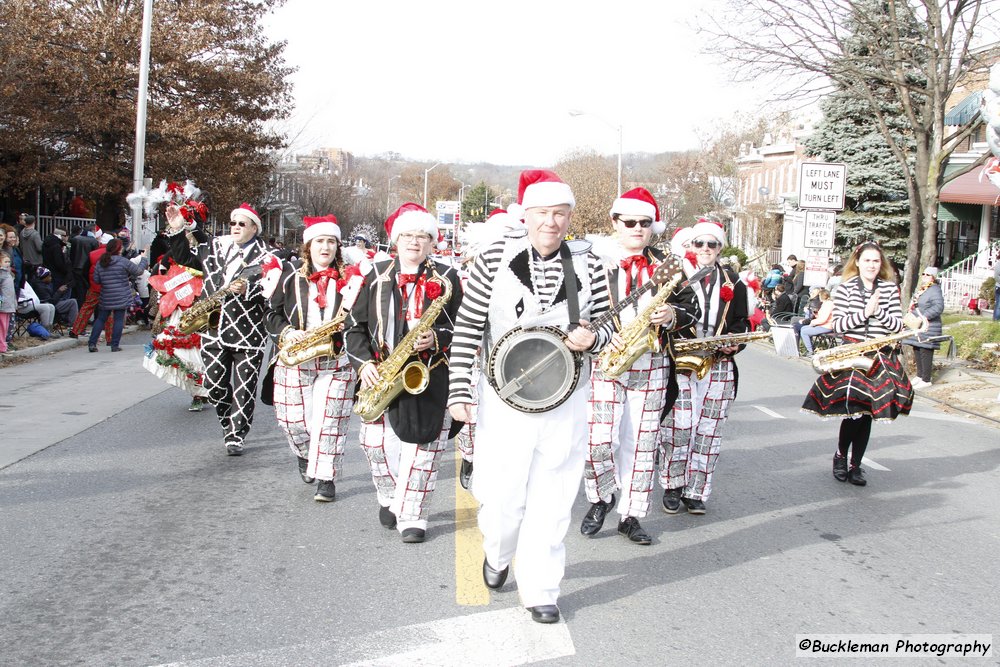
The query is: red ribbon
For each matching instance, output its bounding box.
[620,255,649,295]
[309,268,339,308]
[398,273,424,318]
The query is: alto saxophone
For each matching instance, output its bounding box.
[353,275,453,422]
[811,320,925,374]
[177,279,248,335]
[277,308,351,367]
[597,269,685,379]
[674,330,773,379]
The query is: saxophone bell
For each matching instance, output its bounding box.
[401,360,429,394]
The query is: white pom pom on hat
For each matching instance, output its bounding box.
[610,187,664,234]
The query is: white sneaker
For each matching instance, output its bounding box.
[911,378,930,389]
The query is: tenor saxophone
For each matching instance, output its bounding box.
[597,270,685,379]
[810,312,926,374]
[353,276,453,422]
[177,279,247,334]
[673,330,773,379]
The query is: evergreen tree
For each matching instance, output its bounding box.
[804,91,912,263]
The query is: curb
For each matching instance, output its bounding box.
[2,325,143,361]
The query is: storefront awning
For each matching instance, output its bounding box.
[939,166,1000,206]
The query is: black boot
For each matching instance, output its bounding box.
[833,454,848,482]
[848,466,867,486]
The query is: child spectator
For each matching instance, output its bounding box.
[0,251,15,353]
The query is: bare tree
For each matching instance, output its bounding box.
[554,150,618,236]
[701,0,996,297]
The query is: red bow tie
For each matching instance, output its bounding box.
[398,273,421,288]
[620,255,648,273]
[309,268,339,308]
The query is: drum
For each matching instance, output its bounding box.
[485,325,583,413]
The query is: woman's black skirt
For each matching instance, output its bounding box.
[802,347,914,422]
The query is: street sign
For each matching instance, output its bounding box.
[803,210,836,249]
[804,251,830,288]
[798,162,846,211]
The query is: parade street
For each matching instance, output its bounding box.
[1,336,998,666]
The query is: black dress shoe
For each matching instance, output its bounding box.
[682,497,706,515]
[579,494,615,536]
[401,528,425,543]
[833,454,849,482]
[848,466,867,486]
[661,488,682,514]
[111,346,122,352]
[379,505,397,529]
[528,605,560,624]
[314,480,336,502]
[482,558,509,590]
[88,345,97,353]
[618,517,652,545]
[297,457,315,484]
[459,459,473,490]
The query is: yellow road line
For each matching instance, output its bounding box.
[454,452,489,605]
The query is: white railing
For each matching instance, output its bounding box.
[938,239,1000,310]
[37,215,97,238]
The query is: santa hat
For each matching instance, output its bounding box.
[302,214,341,244]
[670,226,693,257]
[385,202,440,247]
[231,203,262,235]
[610,187,665,234]
[690,217,726,247]
[485,209,521,231]
[517,169,575,212]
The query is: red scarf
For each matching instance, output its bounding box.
[309,267,339,308]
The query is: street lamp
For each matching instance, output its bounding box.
[386,174,400,218]
[129,0,154,244]
[423,162,442,209]
[569,109,623,197]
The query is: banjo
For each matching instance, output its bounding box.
[486,255,690,413]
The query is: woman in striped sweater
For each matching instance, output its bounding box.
[802,241,914,486]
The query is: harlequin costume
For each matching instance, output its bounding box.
[344,203,463,543]
[659,219,750,515]
[265,216,362,501]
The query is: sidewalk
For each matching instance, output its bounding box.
[0,330,169,469]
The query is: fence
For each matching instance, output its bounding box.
[36,215,97,238]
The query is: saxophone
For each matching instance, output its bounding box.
[353,275,453,422]
[674,330,773,379]
[597,264,685,379]
[810,317,926,374]
[277,308,351,366]
[177,279,248,334]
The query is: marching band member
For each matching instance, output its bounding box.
[192,204,270,456]
[448,170,612,624]
[580,188,699,545]
[802,241,914,486]
[659,218,750,516]
[266,215,362,502]
[345,203,463,544]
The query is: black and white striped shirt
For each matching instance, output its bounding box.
[448,240,612,405]
[831,276,904,340]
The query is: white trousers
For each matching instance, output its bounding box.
[474,379,589,608]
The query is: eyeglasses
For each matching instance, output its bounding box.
[398,233,430,243]
[617,218,653,229]
[231,220,249,228]
[691,240,721,249]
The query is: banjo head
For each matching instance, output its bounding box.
[487,326,582,413]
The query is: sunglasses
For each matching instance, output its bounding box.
[691,240,721,249]
[617,218,653,229]
[231,220,250,228]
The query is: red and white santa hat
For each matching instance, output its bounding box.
[302,214,341,243]
[690,217,726,247]
[230,203,262,235]
[516,169,575,213]
[610,187,665,234]
[385,202,441,247]
[670,226,694,257]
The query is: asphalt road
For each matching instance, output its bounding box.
[1,335,998,665]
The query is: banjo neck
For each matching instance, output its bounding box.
[588,257,704,332]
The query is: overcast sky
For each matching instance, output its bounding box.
[263,0,768,166]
